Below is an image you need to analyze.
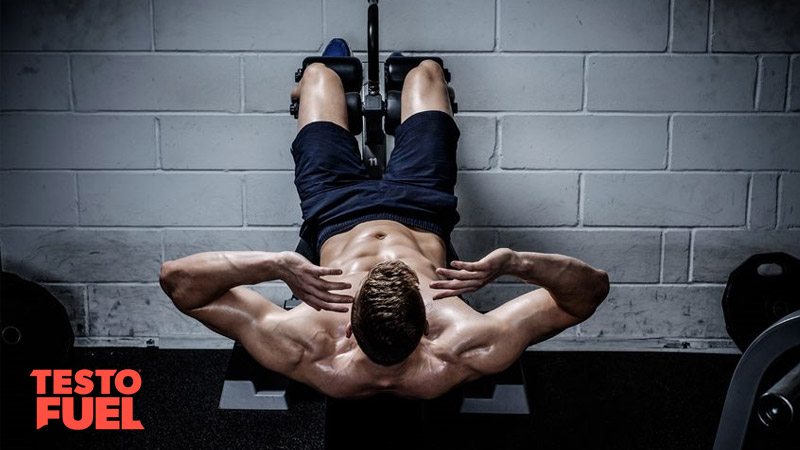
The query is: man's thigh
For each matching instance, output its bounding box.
[383,110,460,195]
[291,121,369,202]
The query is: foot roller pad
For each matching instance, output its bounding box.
[219,342,290,410]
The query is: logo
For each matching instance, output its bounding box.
[30,369,144,430]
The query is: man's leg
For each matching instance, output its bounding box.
[400,60,453,123]
[291,62,349,131]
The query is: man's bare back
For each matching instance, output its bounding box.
[259,219,503,399]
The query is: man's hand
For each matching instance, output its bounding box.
[279,252,354,312]
[429,248,517,300]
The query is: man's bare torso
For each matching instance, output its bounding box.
[248,220,495,399]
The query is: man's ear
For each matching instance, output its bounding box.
[424,320,430,336]
[346,322,353,338]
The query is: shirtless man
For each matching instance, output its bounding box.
[159,41,610,399]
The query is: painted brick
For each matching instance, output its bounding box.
[160,116,297,170]
[0,115,157,169]
[586,55,756,111]
[244,55,317,113]
[496,230,661,283]
[164,229,300,260]
[326,0,494,52]
[72,56,239,111]
[79,173,243,226]
[155,0,320,51]
[455,116,496,170]
[0,0,150,51]
[445,55,584,111]
[662,230,690,283]
[757,56,789,112]
[693,230,800,282]
[581,285,727,338]
[501,115,667,170]
[671,0,709,52]
[749,174,778,230]
[456,172,579,226]
[1,172,77,225]
[245,173,303,226]
[672,115,800,170]
[449,229,497,264]
[790,56,800,111]
[584,173,748,226]
[43,284,87,337]
[1,54,69,110]
[781,174,800,227]
[501,0,668,51]
[712,0,800,52]
[89,285,210,336]
[0,229,162,282]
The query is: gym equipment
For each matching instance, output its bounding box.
[0,271,74,366]
[713,310,800,450]
[722,252,800,351]
[289,0,457,179]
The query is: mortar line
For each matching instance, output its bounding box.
[667,0,674,53]
[706,0,714,52]
[659,230,666,283]
[154,117,162,169]
[745,174,753,229]
[776,173,783,228]
[321,0,326,47]
[754,55,762,110]
[785,56,794,112]
[160,230,166,263]
[242,176,248,227]
[666,114,673,170]
[688,229,696,282]
[66,55,75,110]
[494,0,501,52]
[581,54,588,111]
[239,57,246,113]
[75,172,82,226]
[577,173,584,227]
[84,285,90,336]
[149,0,156,51]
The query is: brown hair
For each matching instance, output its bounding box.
[351,260,426,366]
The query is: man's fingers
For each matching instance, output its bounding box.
[435,267,484,280]
[316,279,352,292]
[451,260,488,271]
[310,287,353,304]
[432,288,475,300]
[430,279,482,290]
[316,266,343,276]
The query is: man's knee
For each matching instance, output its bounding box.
[301,62,342,87]
[405,60,446,87]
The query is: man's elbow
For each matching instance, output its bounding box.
[583,269,610,320]
[159,260,189,311]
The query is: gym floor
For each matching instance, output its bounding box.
[2,349,739,450]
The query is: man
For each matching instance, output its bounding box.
[159,40,609,399]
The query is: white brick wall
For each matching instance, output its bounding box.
[1,0,798,351]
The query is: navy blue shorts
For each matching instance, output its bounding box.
[291,110,461,250]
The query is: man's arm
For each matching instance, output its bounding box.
[431,249,609,374]
[159,251,352,372]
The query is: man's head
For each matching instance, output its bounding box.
[349,260,427,366]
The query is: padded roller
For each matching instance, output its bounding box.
[384,90,401,136]
[297,56,364,93]
[346,92,363,135]
[384,55,450,92]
